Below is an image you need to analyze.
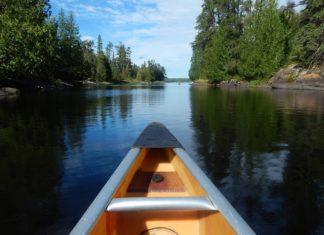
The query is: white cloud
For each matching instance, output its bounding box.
[81,35,95,41]
[108,0,202,77]
[51,0,203,78]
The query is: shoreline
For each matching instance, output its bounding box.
[192,65,324,91]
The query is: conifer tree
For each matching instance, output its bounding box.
[95,35,111,82]
[292,0,324,66]
[56,10,84,81]
[189,0,217,80]
[0,0,56,81]
[239,0,285,80]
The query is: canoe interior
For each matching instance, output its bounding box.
[90,148,236,235]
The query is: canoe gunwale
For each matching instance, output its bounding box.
[174,148,256,235]
[70,148,141,235]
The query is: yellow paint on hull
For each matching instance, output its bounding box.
[88,148,236,235]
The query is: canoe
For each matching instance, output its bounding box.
[71,122,255,235]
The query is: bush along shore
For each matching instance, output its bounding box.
[189,0,323,89]
[193,65,324,91]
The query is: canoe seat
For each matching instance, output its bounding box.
[107,196,218,212]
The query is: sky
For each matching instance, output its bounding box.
[50,0,296,78]
[51,0,203,78]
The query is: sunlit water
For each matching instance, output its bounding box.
[0,83,323,234]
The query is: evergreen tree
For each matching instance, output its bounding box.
[136,60,166,81]
[189,0,247,81]
[239,0,285,80]
[0,0,56,81]
[56,10,84,81]
[279,2,299,64]
[0,3,167,86]
[95,55,110,82]
[189,0,216,80]
[292,0,324,66]
[97,34,103,55]
[105,42,114,61]
[201,28,230,81]
[95,35,112,81]
[115,42,132,80]
[81,40,96,80]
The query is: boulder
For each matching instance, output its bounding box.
[270,65,324,90]
[0,87,20,96]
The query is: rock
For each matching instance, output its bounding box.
[302,73,321,79]
[270,65,324,90]
[218,79,248,88]
[0,87,20,96]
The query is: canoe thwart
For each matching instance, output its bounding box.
[107,196,218,212]
[133,122,183,148]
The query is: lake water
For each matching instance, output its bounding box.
[0,83,323,234]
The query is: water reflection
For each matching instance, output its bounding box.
[0,84,323,234]
[0,93,64,234]
[190,87,324,234]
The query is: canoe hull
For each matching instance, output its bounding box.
[71,123,255,235]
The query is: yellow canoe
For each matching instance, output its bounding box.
[71,123,255,235]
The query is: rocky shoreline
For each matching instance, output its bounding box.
[0,87,20,97]
[193,65,324,91]
[269,65,324,91]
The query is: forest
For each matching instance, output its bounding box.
[0,0,166,88]
[189,0,323,82]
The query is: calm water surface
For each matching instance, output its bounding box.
[0,83,323,234]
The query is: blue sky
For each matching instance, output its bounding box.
[50,0,295,78]
[51,0,202,78]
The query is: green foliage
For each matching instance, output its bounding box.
[239,0,285,80]
[136,60,166,81]
[95,54,111,82]
[81,40,96,80]
[201,28,230,81]
[190,0,323,82]
[0,2,167,86]
[0,0,56,80]
[55,10,85,81]
[279,2,300,64]
[189,0,247,81]
[97,34,103,54]
[292,0,324,66]
[189,0,217,80]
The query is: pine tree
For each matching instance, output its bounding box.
[189,0,247,81]
[201,28,230,81]
[97,34,103,55]
[81,40,96,80]
[189,0,216,80]
[105,42,114,61]
[292,0,324,66]
[239,0,285,80]
[56,10,84,81]
[94,35,112,82]
[279,2,299,64]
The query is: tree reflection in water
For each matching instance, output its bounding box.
[190,87,324,235]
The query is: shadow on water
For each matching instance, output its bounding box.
[0,85,323,234]
[190,87,324,234]
[0,88,139,234]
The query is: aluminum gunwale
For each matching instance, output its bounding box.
[174,148,256,235]
[70,148,140,235]
[107,196,218,212]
